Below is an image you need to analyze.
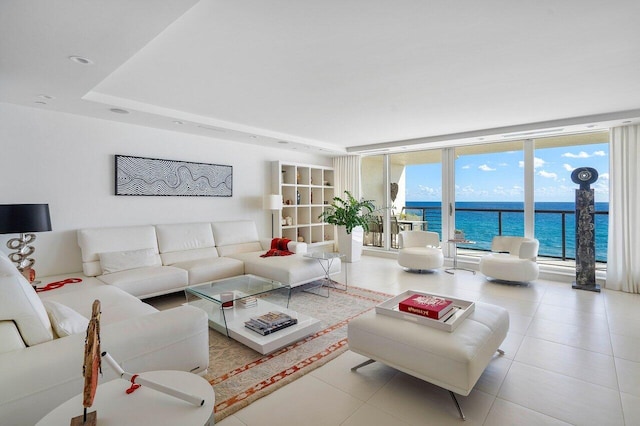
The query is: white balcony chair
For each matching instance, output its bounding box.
[397,230,444,272]
[479,236,540,283]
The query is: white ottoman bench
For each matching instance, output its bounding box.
[348,301,509,420]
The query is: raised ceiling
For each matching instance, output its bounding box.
[2,0,640,156]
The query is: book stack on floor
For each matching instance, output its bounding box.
[238,296,257,308]
[398,294,454,320]
[245,311,297,335]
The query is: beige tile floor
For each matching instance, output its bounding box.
[149,255,640,425]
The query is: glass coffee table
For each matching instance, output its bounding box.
[185,274,321,354]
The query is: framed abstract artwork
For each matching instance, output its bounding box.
[115,155,232,197]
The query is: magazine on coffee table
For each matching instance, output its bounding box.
[376,290,475,332]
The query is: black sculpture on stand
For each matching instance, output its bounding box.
[571,167,600,292]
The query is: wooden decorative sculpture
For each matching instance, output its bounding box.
[71,300,101,425]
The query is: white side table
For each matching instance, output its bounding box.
[445,239,476,275]
[303,252,347,297]
[36,370,215,425]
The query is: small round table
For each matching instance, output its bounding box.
[36,370,215,425]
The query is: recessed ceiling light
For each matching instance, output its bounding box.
[68,55,94,65]
[37,94,55,100]
[109,108,129,114]
[586,124,596,128]
[623,120,632,124]
[250,135,258,139]
[34,101,47,105]
[277,141,289,144]
[173,120,184,125]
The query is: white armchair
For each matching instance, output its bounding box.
[479,236,540,282]
[397,231,444,272]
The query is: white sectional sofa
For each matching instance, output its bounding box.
[77,220,341,298]
[0,219,339,424]
[0,255,209,426]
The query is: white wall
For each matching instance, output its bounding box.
[0,103,330,276]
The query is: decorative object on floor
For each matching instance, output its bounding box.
[115,154,232,197]
[0,203,52,283]
[571,167,601,292]
[71,300,101,426]
[318,191,377,262]
[205,283,390,422]
[262,194,282,238]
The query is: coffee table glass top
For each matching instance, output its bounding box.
[186,274,285,304]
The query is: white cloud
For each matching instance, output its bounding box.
[492,185,523,196]
[478,164,496,171]
[538,170,558,179]
[599,172,609,180]
[417,185,439,196]
[594,150,606,157]
[519,157,546,169]
[461,165,470,169]
[563,163,574,172]
[562,151,590,158]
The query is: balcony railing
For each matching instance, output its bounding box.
[400,206,609,262]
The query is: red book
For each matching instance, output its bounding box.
[398,294,454,319]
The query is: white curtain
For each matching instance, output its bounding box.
[333,155,361,199]
[606,124,640,293]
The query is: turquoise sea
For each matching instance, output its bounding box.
[405,201,608,262]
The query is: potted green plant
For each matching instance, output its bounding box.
[319,191,376,262]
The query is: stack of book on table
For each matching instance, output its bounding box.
[398,294,455,320]
[245,311,297,335]
[238,296,257,308]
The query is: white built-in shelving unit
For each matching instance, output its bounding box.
[271,161,335,248]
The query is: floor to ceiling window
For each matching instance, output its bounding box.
[533,132,609,264]
[453,141,524,252]
[359,131,610,266]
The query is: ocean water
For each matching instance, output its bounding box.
[405,201,608,262]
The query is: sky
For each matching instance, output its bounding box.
[406,142,609,203]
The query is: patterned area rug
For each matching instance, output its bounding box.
[205,283,391,422]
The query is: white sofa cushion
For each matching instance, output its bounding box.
[211,220,263,256]
[97,266,188,299]
[156,223,217,254]
[0,321,26,354]
[171,257,244,285]
[77,225,161,276]
[40,285,158,325]
[42,300,89,337]
[0,255,53,346]
[227,251,340,287]
[99,248,161,274]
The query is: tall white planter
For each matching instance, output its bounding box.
[337,225,364,263]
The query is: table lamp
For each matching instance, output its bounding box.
[263,194,282,238]
[0,204,52,282]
